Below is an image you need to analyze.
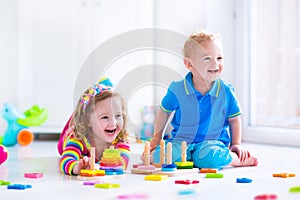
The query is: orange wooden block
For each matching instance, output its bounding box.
[272,173,296,178]
[199,168,217,173]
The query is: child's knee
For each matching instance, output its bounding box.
[192,141,232,168]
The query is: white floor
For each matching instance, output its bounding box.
[1,140,300,200]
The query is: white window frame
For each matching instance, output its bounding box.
[235,0,300,147]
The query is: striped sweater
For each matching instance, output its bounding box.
[59,131,130,175]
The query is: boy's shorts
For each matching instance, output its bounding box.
[152,140,232,169]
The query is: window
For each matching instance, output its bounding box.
[251,0,300,129]
[236,0,300,146]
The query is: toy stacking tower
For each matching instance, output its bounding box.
[99,146,125,175]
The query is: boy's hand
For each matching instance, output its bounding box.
[139,150,154,164]
[230,144,250,162]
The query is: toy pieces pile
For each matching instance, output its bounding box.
[99,146,126,175]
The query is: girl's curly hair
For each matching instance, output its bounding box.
[70,90,128,144]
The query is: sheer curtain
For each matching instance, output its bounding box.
[251,0,300,128]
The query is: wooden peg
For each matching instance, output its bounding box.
[181,141,187,162]
[160,140,165,165]
[166,142,172,164]
[144,141,150,166]
[90,147,95,170]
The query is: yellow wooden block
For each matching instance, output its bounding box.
[94,183,120,189]
[144,174,168,181]
[80,169,105,177]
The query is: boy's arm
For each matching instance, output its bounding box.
[149,108,171,152]
[228,115,250,161]
[228,115,242,146]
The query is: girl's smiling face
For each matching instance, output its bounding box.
[188,39,224,84]
[89,96,124,144]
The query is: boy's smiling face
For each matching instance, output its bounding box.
[186,39,224,85]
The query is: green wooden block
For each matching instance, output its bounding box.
[206,173,224,178]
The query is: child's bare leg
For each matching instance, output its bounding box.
[229,152,258,167]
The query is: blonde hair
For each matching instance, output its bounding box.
[70,90,128,144]
[183,29,223,58]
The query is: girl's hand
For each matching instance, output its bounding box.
[230,144,250,162]
[73,156,91,175]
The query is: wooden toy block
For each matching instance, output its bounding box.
[254,194,277,200]
[289,186,300,193]
[24,172,43,179]
[131,167,159,175]
[0,180,11,185]
[94,183,120,189]
[144,174,168,181]
[7,184,32,190]
[175,179,199,185]
[205,173,224,178]
[80,169,105,177]
[236,178,252,183]
[153,167,199,177]
[272,173,295,178]
[199,168,218,173]
[174,161,194,169]
[83,181,104,186]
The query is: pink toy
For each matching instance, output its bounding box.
[24,172,43,178]
[0,144,8,164]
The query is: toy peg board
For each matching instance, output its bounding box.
[153,168,199,177]
[131,167,199,177]
[131,168,159,175]
[77,173,126,181]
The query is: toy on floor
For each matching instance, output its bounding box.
[83,181,104,186]
[254,194,277,200]
[199,168,218,173]
[0,180,11,185]
[77,147,106,181]
[272,173,296,178]
[0,103,48,147]
[116,193,149,199]
[131,140,198,176]
[161,142,177,171]
[144,174,168,181]
[289,186,300,193]
[24,172,43,179]
[205,173,224,178]
[99,146,125,175]
[175,179,199,185]
[236,178,252,183]
[7,184,32,190]
[0,144,8,164]
[174,141,193,169]
[136,141,155,170]
[94,182,120,189]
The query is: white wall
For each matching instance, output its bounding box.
[0,0,18,134]
[0,0,236,134]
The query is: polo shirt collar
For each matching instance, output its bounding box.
[183,72,220,97]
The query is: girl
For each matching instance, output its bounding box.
[58,79,130,175]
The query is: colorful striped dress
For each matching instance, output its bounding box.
[58,130,130,175]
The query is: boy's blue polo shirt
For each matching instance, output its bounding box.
[160,72,241,146]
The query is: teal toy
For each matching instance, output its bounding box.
[0,103,48,147]
[140,106,154,140]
